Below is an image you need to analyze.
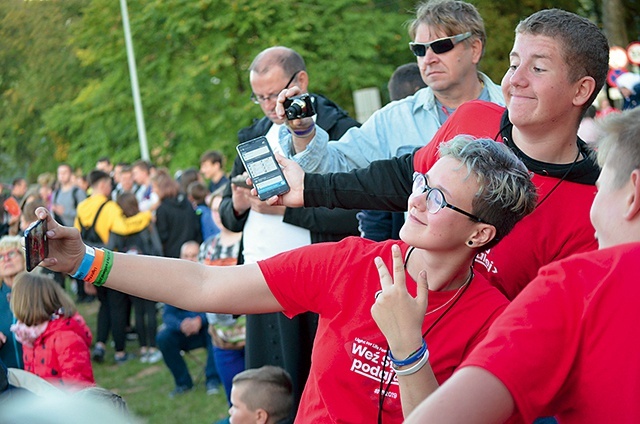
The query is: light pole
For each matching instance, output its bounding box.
[120,0,150,161]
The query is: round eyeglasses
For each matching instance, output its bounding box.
[412,172,485,223]
[0,249,21,263]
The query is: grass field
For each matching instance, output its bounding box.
[77,300,230,424]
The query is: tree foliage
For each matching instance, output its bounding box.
[1,0,625,183]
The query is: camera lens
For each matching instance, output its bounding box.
[285,99,306,119]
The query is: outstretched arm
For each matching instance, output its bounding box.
[38,208,282,315]
[265,153,414,212]
[404,366,514,424]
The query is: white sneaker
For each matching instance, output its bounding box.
[140,352,149,363]
[146,350,163,364]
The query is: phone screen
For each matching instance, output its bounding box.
[24,219,48,272]
[236,136,290,200]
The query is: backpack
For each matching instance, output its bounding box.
[79,200,109,248]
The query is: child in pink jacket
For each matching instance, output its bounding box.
[10,272,94,390]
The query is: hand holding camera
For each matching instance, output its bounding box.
[275,87,316,144]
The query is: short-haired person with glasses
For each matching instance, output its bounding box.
[274,0,504,174]
[218,45,360,418]
[36,136,537,423]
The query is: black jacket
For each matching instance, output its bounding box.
[219,93,362,264]
[155,194,202,258]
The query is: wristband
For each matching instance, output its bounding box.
[391,348,430,376]
[289,122,315,137]
[388,339,427,367]
[93,249,114,287]
[71,245,96,280]
[84,248,105,284]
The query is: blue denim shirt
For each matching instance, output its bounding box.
[280,72,504,173]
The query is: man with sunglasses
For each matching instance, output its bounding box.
[274,0,504,174]
[218,45,360,418]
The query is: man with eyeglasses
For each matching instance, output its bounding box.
[218,45,360,418]
[274,0,504,174]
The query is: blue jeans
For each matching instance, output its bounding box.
[156,326,220,389]
[213,347,245,403]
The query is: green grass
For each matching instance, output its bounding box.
[77,301,229,424]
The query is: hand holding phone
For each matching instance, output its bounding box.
[236,136,290,201]
[24,219,48,272]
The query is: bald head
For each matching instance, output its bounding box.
[249,46,306,77]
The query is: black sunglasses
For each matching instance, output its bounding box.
[409,32,472,57]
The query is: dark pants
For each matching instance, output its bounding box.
[214,346,245,404]
[156,325,219,389]
[96,286,130,352]
[131,296,157,348]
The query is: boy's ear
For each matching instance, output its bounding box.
[255,408,269,424]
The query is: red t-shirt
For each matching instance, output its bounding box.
[462,243,640,423]
[259,237,508,423]
[414,100,598,299]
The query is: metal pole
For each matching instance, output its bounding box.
[120,0,150,161]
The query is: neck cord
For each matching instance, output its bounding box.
[494,117,582,209]
[376,247,473,424]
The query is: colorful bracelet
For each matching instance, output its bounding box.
[93,249,114,287]
[391,348,430,376]
[71,245,96,280]
[83,248,105,284]
[288,122,315,138]
[388,339,427,367]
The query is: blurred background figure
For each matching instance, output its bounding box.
[201,188,244,405]
[615,72,640,110]
[152,170,202,258]
[155,241,221,398]
[199,150,229,193]
[0,236,25,369]
[108,192,163,364]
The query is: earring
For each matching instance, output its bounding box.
[467,241,473,246]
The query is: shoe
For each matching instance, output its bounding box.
[146,350,163,364]
[140,352,149,364]
[92,345,105,363]
[206,381,220,396]
[114,352,135,365]
[169,385,192,398]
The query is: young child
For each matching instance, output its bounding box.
[229,366,293,424]
[10,272,94,390]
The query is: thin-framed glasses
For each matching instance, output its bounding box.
[412,172,485,223]
[250,70,301,104]
[409,32,472,57]
[0,249,21,263]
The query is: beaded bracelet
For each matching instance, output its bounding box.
[289,122,315,138]
[388,339,427,367]
[70,245,96,280]
[391,348,430,376]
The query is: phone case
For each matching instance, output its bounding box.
[236,136,290,200]
[24,219,48,272]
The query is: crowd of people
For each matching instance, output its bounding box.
[1,0,640,423]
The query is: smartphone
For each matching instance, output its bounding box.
[236,136,290,201]
[24,219,48,272]
[230,174,252,189]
